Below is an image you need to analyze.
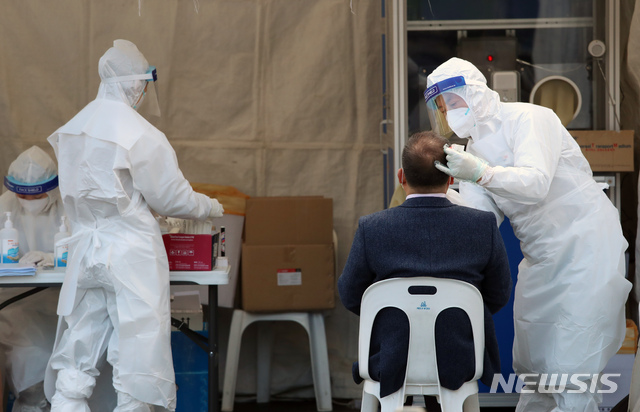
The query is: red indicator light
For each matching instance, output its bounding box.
[487,55,494,62]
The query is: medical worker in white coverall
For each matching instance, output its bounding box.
[426,57,631,411]
[44,39,224,411]
[0,146,62,412]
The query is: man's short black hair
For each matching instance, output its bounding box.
[402,131,449,190]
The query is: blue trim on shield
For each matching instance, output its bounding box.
[148,66,157,82]
[424,76,466,105]
[4,175,58,195]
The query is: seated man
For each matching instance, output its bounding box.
[338,131,512,401]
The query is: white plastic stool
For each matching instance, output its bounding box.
[221,310,333,411]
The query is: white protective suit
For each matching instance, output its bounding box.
[0,146,63,411]
[427,58,631,411]
[44,40,220,411]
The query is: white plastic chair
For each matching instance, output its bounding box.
[221,310,332,411]
[221,231,337,411]
[358,277,484,412]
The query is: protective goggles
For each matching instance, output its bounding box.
[4,175,58,195]
[423,76,468,137]
[103,66,161,117]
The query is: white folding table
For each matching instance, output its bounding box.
[0,265,230,412]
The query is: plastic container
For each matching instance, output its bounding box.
[54,216,71,268]
[1,212,20,264]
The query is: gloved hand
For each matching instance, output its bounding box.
[209,198,224,218]
[164,217,183,234]
[19,251,55,267]
[435,144,488,182]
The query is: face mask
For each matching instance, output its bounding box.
[18,197,49,215]
[446,107,476,138]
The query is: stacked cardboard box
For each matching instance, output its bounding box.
[569,130,634,172]
[241,196,335,312]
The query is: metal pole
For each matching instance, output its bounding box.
[208,285,219,412]
[606,0,621,132]
[392,0,408,180]
[605,0,622,216]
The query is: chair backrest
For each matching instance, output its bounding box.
[358,277,485,387]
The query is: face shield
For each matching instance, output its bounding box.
[103,65,161,117]
[424,76,474,138]
[4,175,58,195]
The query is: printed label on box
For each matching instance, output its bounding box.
[192,261,211,270]
[169,249,195,257]
[277,268,302,286]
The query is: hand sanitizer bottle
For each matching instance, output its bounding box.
[54,216,71,268]
[1,212,19,264]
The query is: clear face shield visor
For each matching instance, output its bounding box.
[424,76,469,138]
[103,65,161,117]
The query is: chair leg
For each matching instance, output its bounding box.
[439,389,464,412]
[439,382,479,412]
[378,388,405,412]
[462,393,479,412]
[360,390,378,412]
[308,313,333,411]
[222,310,246,411]
[256,322,273,404]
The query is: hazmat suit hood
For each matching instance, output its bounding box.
[96,39,149,108]
[54,40,158,150]
[427,58,502,139]
[8,146,57,186]
[4,146,61,215]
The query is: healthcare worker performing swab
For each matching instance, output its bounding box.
[44,39,224,411]
[0,146,63,412]
[427,57,631,412]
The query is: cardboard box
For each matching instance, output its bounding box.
[619,319,638,354]
[241,244,335,312]
[570,130,634,172]
[163,233,218,271]
[241,196,335,312]
[244,197,333,245]
[169,215,245,308]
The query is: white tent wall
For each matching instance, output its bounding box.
[0,0,386,402]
